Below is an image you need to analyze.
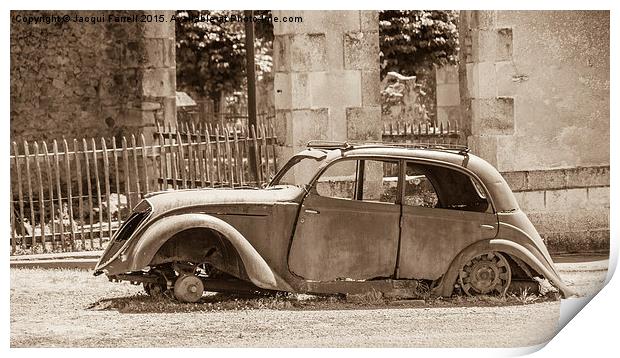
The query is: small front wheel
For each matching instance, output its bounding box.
[173,274,204,303]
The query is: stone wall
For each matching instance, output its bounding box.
[272,10,381,170]
[504,167,609,253]
[10,10,177,145]
[435,65,461,125]
[459,11,610,253]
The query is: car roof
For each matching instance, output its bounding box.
[297,143,519,212]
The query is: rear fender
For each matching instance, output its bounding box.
[127,213,292,291]
[434,239,575,298]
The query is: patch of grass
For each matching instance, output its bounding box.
[345,289,384,304]
[87,291,350,313]
[511,288,540,304]
[86,287,560,314]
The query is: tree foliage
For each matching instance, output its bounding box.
[175,10,273,105]
[175,10,458,115]
[379,10,459,79]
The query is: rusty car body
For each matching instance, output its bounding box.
[95,142,574,302]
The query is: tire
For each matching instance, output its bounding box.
[458,251,512,296]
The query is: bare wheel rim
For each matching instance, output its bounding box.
[458,252,512,296]
[173,274,204,303]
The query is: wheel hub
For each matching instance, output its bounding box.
[173,274,204,303]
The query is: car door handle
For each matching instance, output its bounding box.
[304,209,320,214]
[481,224,495,230]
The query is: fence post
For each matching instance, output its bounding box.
[74,139,86,250]
[251,125,261,184]
[23,141,36,249]
[90,138,103,249]
[140,134,150,194]
[10,181,16,254]
[63,139,76,251]
[101,138,112,242]
[33,142,46,251]
[121,137,132,210]
[82,139,94,250]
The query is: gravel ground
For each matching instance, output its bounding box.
[10,260,608,348]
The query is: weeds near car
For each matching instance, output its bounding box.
[345,289,384,304]
[512,288,540,304]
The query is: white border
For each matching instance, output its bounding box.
[3,1,618,357]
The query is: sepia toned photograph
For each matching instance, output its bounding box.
[8,8,611,349]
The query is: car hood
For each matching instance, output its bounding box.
[142,185,305,214]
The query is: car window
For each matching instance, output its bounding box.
[359,160,399,204]
[315,159,399,204]
[270,156,325,187]
[404,163,439,208]
[405,162,490,212]
[315,160,357,200]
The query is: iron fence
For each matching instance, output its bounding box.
[382,119,463,145]
[10,122,278,255]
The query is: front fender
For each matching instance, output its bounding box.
[433,238,575,298]
[126,213,292,292]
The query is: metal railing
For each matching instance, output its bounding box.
[382,119,463,145]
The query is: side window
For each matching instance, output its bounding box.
[404,163,439,208]
[359,160,399,204]
[404,162,490,212]
[315,160,357,200]
[315,159,399,204]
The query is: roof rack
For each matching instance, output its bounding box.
[306,140,470,156]
[384,142,470,155]
[306,140,352,150]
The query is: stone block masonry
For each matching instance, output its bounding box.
[459,11,610,254]
[10,10,177,145]
[459,11,609,172]
[503,166,610,254]
[273,10,381,161]
[435,65,461,125]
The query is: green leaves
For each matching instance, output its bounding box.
[175,10,273,102]
[379,10,459,79]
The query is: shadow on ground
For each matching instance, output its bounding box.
[86,290,559,314]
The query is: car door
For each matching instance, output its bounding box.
[288,158,401,281]
[397,161,498,280]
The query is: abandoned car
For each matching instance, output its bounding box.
[94,142,574,302]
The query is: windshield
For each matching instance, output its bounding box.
[269,156,325,187]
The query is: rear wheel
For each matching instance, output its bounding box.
[458,252,512,296]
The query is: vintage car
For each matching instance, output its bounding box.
[94,142,574,302]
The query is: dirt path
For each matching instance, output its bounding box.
[10,260,607,348]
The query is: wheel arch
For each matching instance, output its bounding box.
[127,213,293,291]
[433,239,575,298]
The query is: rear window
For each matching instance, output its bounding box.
[405,162,490,213]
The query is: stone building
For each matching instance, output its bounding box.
[458,10,610,252]
[272,10,381,163]
[10,10,177,144]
